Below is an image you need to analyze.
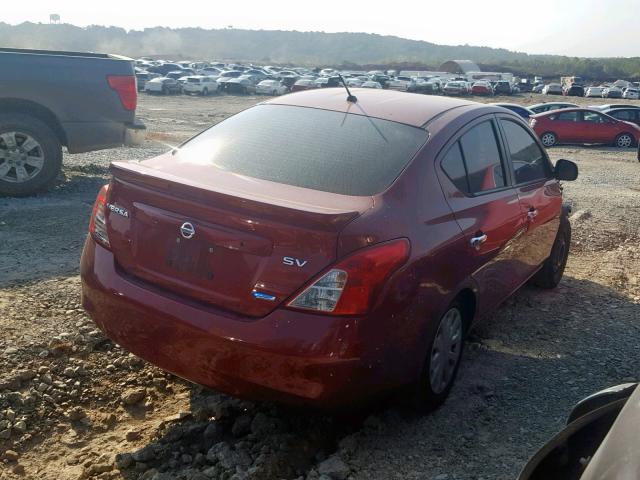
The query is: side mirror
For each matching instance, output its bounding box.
[554,159,578,181]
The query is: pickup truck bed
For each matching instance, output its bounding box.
[0,48,145,196]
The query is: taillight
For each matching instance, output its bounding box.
[107,75,137,111]
[89,184,110,249]
[287,239,410,315]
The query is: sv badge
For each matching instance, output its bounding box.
[283,256,308,267]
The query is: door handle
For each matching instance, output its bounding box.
[527,208,538,221]
[470,233,488,250]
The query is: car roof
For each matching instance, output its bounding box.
[263,88,477,128]
[530,102,578,108]
[532,107,614,117]
[492,103,532,111]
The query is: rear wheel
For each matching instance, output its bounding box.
[0,114,62,196]
[202,88,209,96]
[532,218,571,289]
[410,301,466,412]
[615,133,634,148]
[541,132,557,147]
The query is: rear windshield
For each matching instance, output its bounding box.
[177,105,428,196]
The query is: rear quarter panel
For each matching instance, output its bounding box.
[337,113,484,386]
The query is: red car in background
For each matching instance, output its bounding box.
[81,90,578,409]
[290,78,316,92]
[471,81,494,96]
[530,108,640,148]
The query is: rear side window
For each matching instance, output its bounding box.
[176,105,428,196]
[441,143,469,194]
[500,120,550,184]
[459,121,506,193]
[556,111,579,122]
[583,111,606,123]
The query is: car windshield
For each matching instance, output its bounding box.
[176,105,428,196]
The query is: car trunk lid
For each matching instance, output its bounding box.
[106,155,372,317]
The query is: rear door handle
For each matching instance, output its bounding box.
[470,233,488,250]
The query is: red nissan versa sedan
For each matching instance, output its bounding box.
[80,90,578,410]
[530,107,640,148]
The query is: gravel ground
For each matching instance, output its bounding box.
[0,91,639,480]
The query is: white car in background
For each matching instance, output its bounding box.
[346,77,363,87]
[623,88,640,100]
[542,83,563,95]
[182,76,218,95]
[585,86,604,97]
[255,80,288,95]
[361,81,382,89]
[387,76,413,91]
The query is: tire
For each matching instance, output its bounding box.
[614,133,634,148]
[0,114,62,196]
[161,86,168,95]
[272,90,278,96]
[410,300,467,412]
[540,132,557,147]
[202,88,209,96]
[532,217,571,289]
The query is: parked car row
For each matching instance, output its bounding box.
[536,81,640,99]
[134,59,528,99]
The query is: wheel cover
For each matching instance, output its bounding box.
[429,307,463,394]
[0,131,45,183]
[542,133,555,146]
[617,135,632,148]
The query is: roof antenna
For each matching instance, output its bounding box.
[338,74,357,103]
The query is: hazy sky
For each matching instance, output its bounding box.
[4,0,639,57]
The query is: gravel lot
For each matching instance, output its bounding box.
[0,91,639,480]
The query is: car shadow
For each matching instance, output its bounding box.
[115,274,639,479]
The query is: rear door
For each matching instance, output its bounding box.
[552,110,581,142]
[497,116,562,279]
[581,110,614,143]
[438,117,529,314]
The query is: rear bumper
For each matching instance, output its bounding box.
[64,119,146,153]
[80,238,377,407]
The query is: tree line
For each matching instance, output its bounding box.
[1,22,638,81]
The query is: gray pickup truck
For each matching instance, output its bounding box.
[0,48,145,196]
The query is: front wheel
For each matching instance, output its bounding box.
[541,132,557,147]
[532,219,571,289]
[0,114,62,196]
[202,88,209,96]
[410,302,465,412]
[615,133,634,148]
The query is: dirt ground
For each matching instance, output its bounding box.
[1,91,639,480]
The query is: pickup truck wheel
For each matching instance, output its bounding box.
[0,114,62,196]
[532,218,571,289]
[410,301,466,412]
